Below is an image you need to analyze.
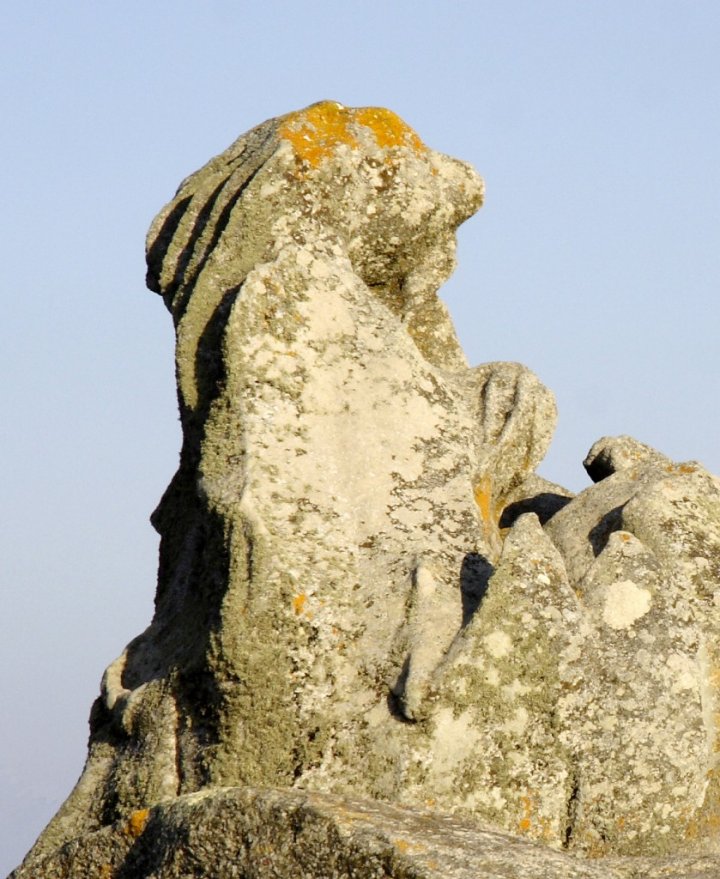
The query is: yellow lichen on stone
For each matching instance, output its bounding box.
[474,475,505,530]
[515,792,557,843]
[518,794,533,832]
[473,475,506,557]
[126,807,150,838]
[391,836,428,856]
[353,106,425,152]
[474,476,494,525]
[664,463,698,475]
[278,101,425,168]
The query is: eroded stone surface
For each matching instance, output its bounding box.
[13,104,720,877]
[583,435,673,482]
[13,787,720,879]
[546,451,720,856]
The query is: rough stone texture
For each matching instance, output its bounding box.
[12,103,720,877]
[583,435,672,483]
[14,786,720,879]
[545,449,720,857]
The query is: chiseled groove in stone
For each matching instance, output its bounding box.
[168,165,264,322]
[164,175,238,312]
[146,117,279,314]
[145,194,192,294]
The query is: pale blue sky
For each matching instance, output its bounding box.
[2,2,719,872]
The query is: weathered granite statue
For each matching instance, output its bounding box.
[12,102,720,878]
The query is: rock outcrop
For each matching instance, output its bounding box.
[12,102,720,878]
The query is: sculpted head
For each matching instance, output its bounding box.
[147,100,483,311]
[146,101,485,408]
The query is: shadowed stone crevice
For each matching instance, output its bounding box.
[459,551,493,624]
[588,504,625,557]
[499,491,573,528]
[562,772,582,850]
[188,284,240,427]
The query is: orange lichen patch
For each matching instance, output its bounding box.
[516,794,555,842]
[353,107,425,152]
[126,807,150,838]
[474,475,509,553]
[681,774,720,843]
[518,794,533,833]
[474,475,504,527]
[685,810,720,840]
[278,101,426,168]
[474,476,494,525]
[292,593,307,615]
[619,532,632,542]
[665,463,698,475]
[100,865,113,879]
[391,837,427,855]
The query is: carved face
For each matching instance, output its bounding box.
[274,101,484,289]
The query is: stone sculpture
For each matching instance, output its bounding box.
[12,102,720,878]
